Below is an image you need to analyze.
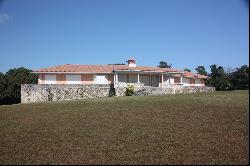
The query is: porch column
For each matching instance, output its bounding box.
[169,76,171,84]
[149,74,151,86]
[161,74,164,83]
[137,73,140,83]
[113,73,116,83]
[180,76,183,85]
[115,73,118,83]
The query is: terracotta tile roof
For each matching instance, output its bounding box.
[32,64,207,78]
[182,71,208,79]
[33,64,181,73]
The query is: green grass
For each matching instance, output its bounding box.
[0,91,249,165]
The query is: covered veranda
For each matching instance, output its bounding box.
[113,70,184,87]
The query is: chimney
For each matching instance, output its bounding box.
[127,58,136,67]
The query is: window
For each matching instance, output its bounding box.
[118,74,128,83]
[44,75,57,84]
[66,75,81,84]
[129,74,137,83]
[174,77,180,83]
[189,78,195,85]
[140,75,150,86]
[94,75,108,84]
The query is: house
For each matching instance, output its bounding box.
[32,59,207,87]
[22,59,213,103]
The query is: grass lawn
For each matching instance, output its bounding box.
[0,91,249,165]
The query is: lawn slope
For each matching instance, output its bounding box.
[0,91,248,164]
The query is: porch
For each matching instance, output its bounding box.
[113,71,184,87]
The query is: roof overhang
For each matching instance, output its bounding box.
[31,71,112,74]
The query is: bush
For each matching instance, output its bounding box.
[125,85,134,96]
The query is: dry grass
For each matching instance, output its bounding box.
[0,91,249,165]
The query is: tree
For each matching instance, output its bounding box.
[0,72,7,104]
[158,61,172,68]
[228,65,249,90]
[184,68,191,72]
[0,67,38,105]
[195,66,207,75]
[206,64,232,91]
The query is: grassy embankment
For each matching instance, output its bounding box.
[0,91,248,164]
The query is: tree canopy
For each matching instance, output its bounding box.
[158,61,172,68]
[228,65,249,90]
[195,66,208,75]
[0,67,38,105]
[184,68,191,72]
[205,64,230,91]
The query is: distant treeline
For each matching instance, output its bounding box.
[205,64,249,91]
[0,68,38,105]
[0,64,249,105]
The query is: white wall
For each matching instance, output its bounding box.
[163,76,170,84]
[195,79,203,86]
[181,78,204,86]
[38,77,42,84]
[45,75,56,84]
[93,75,108,84]
[66,75,81,84]
[170,77,175,84]
[182,77,190,86]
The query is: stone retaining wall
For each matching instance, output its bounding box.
[133,85,215,96]
[114,82,144,96]
[174,85,215,93]
[133,86,175,96]
[21,84,113,103]
[21,83,215,103]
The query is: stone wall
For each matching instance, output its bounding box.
[133,86,175,96]
[133,85,215,96]
[21,84,113,103]
[174,85,215,93]
[21,83,215,103]
[114,82,144,96]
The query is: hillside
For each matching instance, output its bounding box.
[0,91,248,164]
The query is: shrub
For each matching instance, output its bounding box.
[125,85,134,96]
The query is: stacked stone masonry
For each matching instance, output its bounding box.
[21,83,215,103]
[21,84,113,103]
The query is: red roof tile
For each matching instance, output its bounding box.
[33,64,180,73]
[32,64,207,79]
[182,71,208,79]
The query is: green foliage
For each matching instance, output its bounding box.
[0,73,7,103]
[228,65,249,90]
[158,61,172,68]
[125,85,134,96]
[184,68,191,72]
[195,66,208,75]
[0,67,38,105]
[205,64,232,91]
